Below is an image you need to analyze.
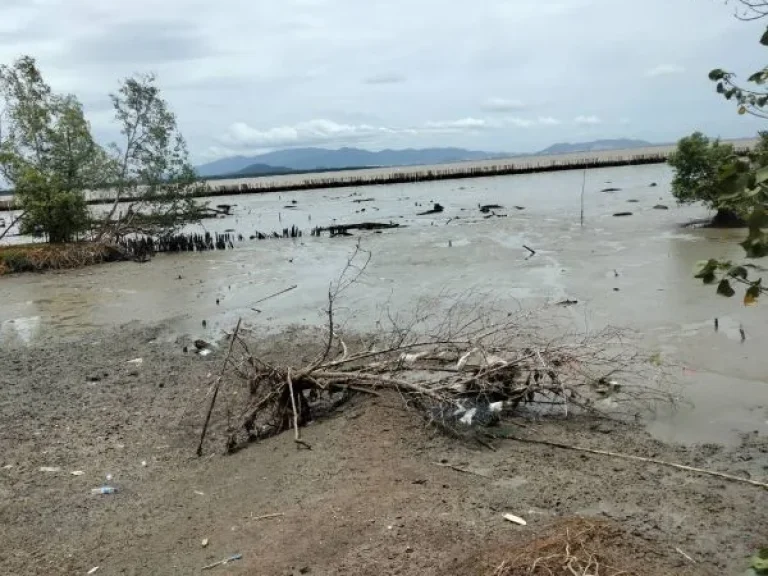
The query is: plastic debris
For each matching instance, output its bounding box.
[201,538,209,548]
[39,466,61,473]
[91,486,118,495]
[87,567,100,575]
[202,554,242,570]
[199,349,212,357]
[141,460,147,467]
[71,470,85,476]
[194,490,205,496]
[127,358,143,365]
[503,513,527,526]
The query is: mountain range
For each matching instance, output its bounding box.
[196,139,655,178]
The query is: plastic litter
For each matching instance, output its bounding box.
[127,358,143,365]
[91,486,118,495]
[503,513,527,526]
[87,567,99,575]
[202,554,242,570]
[71,470,85,476]
[39,466,61,473]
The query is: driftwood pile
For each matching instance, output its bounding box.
[196,243,671,455]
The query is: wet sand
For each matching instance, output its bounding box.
[0,163,766,445]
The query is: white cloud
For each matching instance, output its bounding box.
[220,117,492,149]
[645,64,685,77]
[504,117,534,128]
[574,115,601,125]
[482,98,526,113]
[538,116,561,126]
[424,117,488,130]
[221,119,393,148]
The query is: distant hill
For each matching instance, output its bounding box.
[196,140,659,178]
[536,139,653,155]
[232,163,294,177]
[197,147,507,177]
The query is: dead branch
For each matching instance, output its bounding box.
[0,210,25,241]
[198,247,678,454]
[503,435,768,490]
[196,318,242,456]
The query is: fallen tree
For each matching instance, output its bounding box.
[196,242,674,455]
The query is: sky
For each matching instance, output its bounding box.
[0,0,766,162]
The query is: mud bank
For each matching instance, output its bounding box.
[0,324,765,575]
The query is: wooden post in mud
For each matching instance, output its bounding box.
[580,169,586,227]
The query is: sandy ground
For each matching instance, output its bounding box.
[1,325,766,576]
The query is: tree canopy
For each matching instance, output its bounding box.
[0,57,102,242]
[675,0,768,303]
[0,56,205,245]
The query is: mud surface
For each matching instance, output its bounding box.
[2,164,767,446]
[1,326,766,575]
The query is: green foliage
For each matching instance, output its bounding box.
[100,73,207,238]
[0,57,103,242]
[667,133,746,211]
[694,259,766,304]
[751,548,768,575]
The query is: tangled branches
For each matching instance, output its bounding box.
[196,243,675,455]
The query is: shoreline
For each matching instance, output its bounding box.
[0,149,673,212]
[0,322,764,575]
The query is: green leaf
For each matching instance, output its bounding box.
[717,278,735,297]
[751,548,768,573]
[709,69,727,81]
[694,259,719,284]
[728,266,749,280]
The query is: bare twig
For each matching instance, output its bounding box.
[0,210,24,241]
[504,435,768,490]
[196,318,242,457]
[251,512,284,521]
[432,462,492,478]
[287,368,311,450]
[250,284,297,310]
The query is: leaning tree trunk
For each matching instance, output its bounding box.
[711,208,745,228]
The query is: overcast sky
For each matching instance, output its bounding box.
[0,0,765,161]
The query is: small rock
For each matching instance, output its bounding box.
[613,212,633,217]
[405,546,414,554]
[653,204,669,210]
[87,374,102,382]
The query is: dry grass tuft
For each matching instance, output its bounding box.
[488,518,699,576]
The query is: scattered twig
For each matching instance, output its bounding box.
[432,462,492,478]
[201,554,242,571]
[504,435,768,490]
[675,547,696,563]
[196,318,242,457]
[251,512,285,521]
[523,245,536,259]
[250,284,297,310]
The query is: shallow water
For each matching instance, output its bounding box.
[1,164,766,444]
